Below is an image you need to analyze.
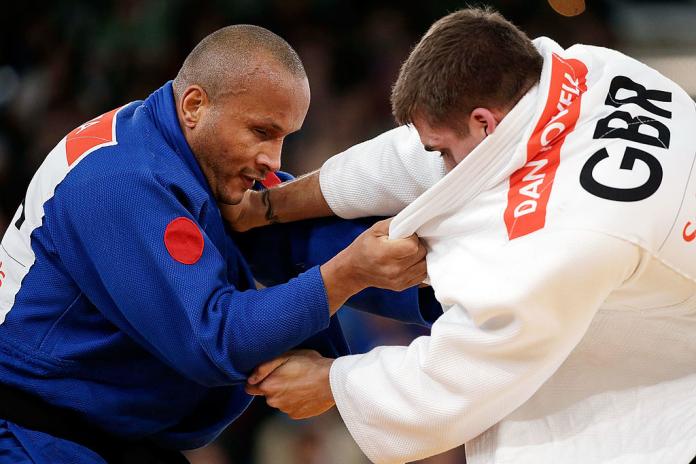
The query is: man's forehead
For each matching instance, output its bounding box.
[218,53,308,98]
[242,53,307,87]
[217,63,309,133]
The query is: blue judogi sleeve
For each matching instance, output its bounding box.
[236,217,443,327]
[48,168,332,386]
[236,171,442,327]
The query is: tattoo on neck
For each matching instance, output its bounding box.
[261,189,280,224]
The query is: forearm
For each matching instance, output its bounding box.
[240,171,333,230]
[263,125,438,224]
[267,170,332,223]
[221,266,332,374]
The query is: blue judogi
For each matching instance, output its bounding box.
[0,82,440,462]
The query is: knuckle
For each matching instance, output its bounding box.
[254,384,267,394]
[387,264,402,278]
[261,379,274,391]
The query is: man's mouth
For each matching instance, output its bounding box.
[241,174,264,190]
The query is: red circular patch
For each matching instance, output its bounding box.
[164,217,204,265]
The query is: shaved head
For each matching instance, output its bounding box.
[174,24,310,205]
[173,25,306,102]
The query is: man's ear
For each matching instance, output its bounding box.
[179,85,209,129]
[469,108,499,138]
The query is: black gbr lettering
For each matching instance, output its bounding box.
[605,75,672,118]
[580,147,663,202]
[594,111,670,149]
[581,75,672,202]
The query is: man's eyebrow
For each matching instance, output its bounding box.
[255,119,285,133]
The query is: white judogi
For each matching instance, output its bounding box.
[320,38,696,464]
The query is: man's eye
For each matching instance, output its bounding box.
[253,128,268,137]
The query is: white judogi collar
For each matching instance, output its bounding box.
[389,85,539,239]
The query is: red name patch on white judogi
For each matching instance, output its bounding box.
[504,54,588,239]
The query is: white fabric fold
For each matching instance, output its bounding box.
[387,87,538,240]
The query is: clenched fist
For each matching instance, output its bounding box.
[245,350,335,420]
[321,218,428,313]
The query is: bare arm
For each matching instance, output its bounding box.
[220,171,330,232]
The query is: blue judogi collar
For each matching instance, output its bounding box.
[143,81,215,199]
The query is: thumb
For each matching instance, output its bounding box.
[370,217,393,236]
[385,233,421,259]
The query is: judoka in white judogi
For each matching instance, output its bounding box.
[320,37,696,464]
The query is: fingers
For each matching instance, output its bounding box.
[219,203,241,225]
[248,350,320,386]
[405,258,428,287]
[245,383,265,396]
[367,234,428,289]
[388,241,428,290]
[380,233,422,260]
[388,256,428,291]
[292,349,323,359]
[248,354,291,385]
[411,239,427,262]
[345,219,429,293]
[388,237,427,269]
[247,354,336,420]
[219,190,264,232]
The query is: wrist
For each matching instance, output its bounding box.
[319,358,335,404]
[263,170,333,225]
[242,190,264,228]
[260,188,280,225]
[320,252,366,315]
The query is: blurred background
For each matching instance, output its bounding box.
[1,1,694,462]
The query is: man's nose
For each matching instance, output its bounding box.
[257,143,282,172]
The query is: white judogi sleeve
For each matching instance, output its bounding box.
[329,229,640,464]
[319,125,446,218]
